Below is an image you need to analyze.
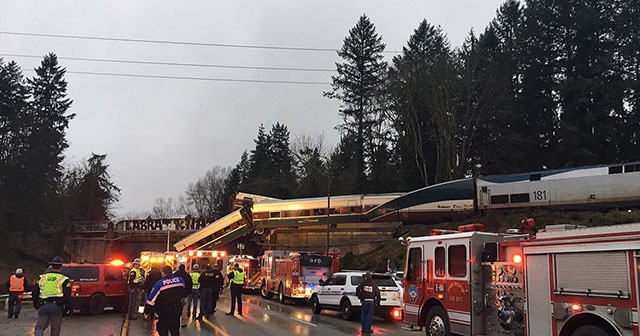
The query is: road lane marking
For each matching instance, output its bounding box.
[289,317,317,327]
[202,317,232,336]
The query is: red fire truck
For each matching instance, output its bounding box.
[259,250,339,304]
[226,255,261,291]
[402,222,640,336]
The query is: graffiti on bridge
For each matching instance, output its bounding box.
[116,218,215,231]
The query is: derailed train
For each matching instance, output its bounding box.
[364,161,640,224]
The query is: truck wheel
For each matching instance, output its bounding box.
[311,296,321,314]
[88,293,106,315]
[278,284,286,304]
[572,325,611,336]
[425,306,449,336]
[260,282,273,299]
[340,299,353,320]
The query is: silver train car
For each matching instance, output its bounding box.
[476,161,640,211]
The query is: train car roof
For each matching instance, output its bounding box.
[478,161,640,183]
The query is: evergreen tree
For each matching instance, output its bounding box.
[269,123,297,198]
[65,153,120,221]
[23,53,74,226]
[296,145,328,198]
[325,14,388,193]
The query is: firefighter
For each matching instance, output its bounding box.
[33,256,71,336]
[127,258,145,320]
[356,272,380,334]
[226,263,245,316]
[5,268,28,319]
[173,264,192,327]
[187,264,200,319]
[145,265,186,336]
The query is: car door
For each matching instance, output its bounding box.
[318,274,345,306]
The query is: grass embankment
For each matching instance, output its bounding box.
[340,208,640,272]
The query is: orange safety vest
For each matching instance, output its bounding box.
[9,275,25,292]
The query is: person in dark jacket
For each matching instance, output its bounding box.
[173,264,192,327]
[197,264,224,319]
[356,272,380,334]
[142,266,162,320]
[226,263,245,316]
[5,268,28,319]
[146,266,186,336]
[33,256,71,336]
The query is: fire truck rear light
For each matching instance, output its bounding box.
[197,251,203,257]
[212,252,218,257]
[150,257,157,263]
[513,254,523,264]
[165,255,174,261]
[391,307,402,320]
[221,252,226,257]
[437,294,444,299]
[141,255,150,261]
[570,303,583,313]
[244,262,249,268]
[188,251,194,257]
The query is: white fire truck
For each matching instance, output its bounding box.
[259,250,339,304]
[225,255,261,291]
[401,222,640,336]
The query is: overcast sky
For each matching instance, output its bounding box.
[0,0,506,217]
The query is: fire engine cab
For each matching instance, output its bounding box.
[402,222,640,336]
[259,250,339,304]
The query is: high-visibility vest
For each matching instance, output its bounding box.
[190,272,200,289]
[38,273,69,299]
[129,267,144,285]
[231,270,245,285]
[9,275,25,292]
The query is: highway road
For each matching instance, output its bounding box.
[2,292,423,336]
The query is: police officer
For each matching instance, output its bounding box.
[5,267,28,319]
[356,272,380,334]
[187,264,200,319]
[226,263,245,316]
[128,258,145,320]
[173,264,192,327]
[145,265,186,336]
[33,256,71,336]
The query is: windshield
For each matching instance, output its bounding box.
[351,274,397,287]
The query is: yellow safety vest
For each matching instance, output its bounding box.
[191,272,200,289]
[9,275,25,292]
[38,273,69,299]
[231,270,245,285]
[129,267,144,285]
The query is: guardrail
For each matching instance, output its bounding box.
[0,292,33,310]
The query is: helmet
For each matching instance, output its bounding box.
[133,258,141,264]
[49,256,64,265]
[192,264,199,270]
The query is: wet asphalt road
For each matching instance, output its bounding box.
[1,293,422,336]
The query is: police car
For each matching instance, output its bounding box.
[310,271,402,321]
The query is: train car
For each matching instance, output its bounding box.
[173,205,253,252]
[250,192,404,231]
[476,161,640,211]
[362,179,475,224]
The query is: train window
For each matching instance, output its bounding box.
[529,173,541,181]
[624,164,640,173]
[481,186,488,193]
[269,211,281,218]
[609,166,623,174]
[435,247,445,277]
[490,195,509,204]
[282,211,294,217]
[510,193,530,203]
[406,247,422,282]
[314,209,326,216]
[299,210,311,217]
[448,245,467,277]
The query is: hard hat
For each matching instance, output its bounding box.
[192,264,199,269]
[49,256,64,265]
[133,258,141,264]
[15,268,23,275]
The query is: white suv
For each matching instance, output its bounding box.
[310,271,402,321]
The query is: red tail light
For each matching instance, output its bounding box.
[391,307,403,320]
[71,283,81,296]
